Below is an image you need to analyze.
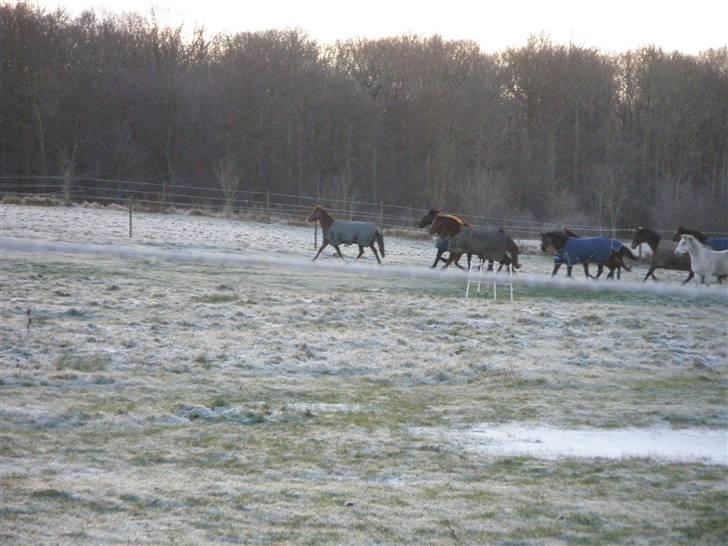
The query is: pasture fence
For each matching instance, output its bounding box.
[2,175,726,245]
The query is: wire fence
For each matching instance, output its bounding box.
[1,174,726,241]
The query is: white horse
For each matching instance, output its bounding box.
[674,235,728,285]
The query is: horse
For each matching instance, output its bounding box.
[671,227,728,251]
[417,209,472,267]
[674,235,728,285]
[564,228,631,280]
[427,213,516,272]
[442,227,520,272]
[631,227,694,283]
[308,206,385,264]
[540,230,633,278]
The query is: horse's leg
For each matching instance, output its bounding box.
[566,265,574,278]
[355,246,365,260]
[333,245,346,261]
[312,241,329,261]
[487,260,495,272]
[644,265,656,281]
[681,271,693,285]
[551,263,562,276]
[442,252,458,269]
[582,263,591,278]
[431,250,444,268]
[369,243,382,264]
[453,253,467,271]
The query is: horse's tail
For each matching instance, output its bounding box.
[375,230,385,258]
[617,245,637,271]
[507,238,521,270]
[619,245,637,262]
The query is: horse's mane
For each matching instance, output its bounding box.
[677,227,707,243]
[635,226,661,239]
[437,214,471,227]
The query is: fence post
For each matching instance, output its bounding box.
[380,201,384,227]
[128,194,133,238]
[129,193,134,239]
[63,167,73,205]
[265,190,270,221]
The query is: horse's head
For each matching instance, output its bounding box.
[671,226,685,242]
[308,206,322,223]
[428,216,445,236]
[631,226,645,249]
[674,234,695,256]
[418,208,440,228]
[540,231,566,253]
[428,215,463,237]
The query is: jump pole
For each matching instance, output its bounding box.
[492,267,497,300]
[509,266,514,301]
[465,261,473,299]
[477,259,483,294]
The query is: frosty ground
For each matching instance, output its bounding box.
[1,204,726,545]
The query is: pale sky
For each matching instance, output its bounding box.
[31,0,728,53]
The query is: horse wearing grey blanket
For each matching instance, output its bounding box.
[308,206,386,264]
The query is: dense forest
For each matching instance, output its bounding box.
[1,2,727,230]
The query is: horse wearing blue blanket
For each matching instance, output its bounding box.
[671,227,728,251]
[308,206,385,264]
[540,230,635,278]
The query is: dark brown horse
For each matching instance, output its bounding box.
[671,227,728,251]
[308,206,385,264]
[418,209,472,268]
[632,227,693,283]
[540,231,635,279]
[564,229,631,280]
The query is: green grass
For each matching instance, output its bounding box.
[190,292,239,304]
[55,352,110,372]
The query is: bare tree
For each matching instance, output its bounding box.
[590,164,629,236]
[214,154,241,216]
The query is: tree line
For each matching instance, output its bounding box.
[2,2,727,231]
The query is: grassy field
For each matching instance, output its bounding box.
[1,205,727,544]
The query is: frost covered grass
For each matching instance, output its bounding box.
[1,204,727,544]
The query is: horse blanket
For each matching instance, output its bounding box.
[706,237,728,251]
[324,220,378,246]
[450,227,512,261]
[555,237,622,266]
[436,236,450,252]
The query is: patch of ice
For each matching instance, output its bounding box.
[416,423,727,465]
[287,402,363,413]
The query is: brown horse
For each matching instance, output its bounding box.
[632,227,694,283]
[308,206,385,264]
[418,208,472,268]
